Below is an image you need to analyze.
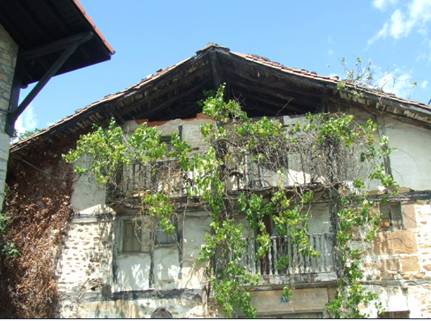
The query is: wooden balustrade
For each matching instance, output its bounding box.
[243,233,335,277]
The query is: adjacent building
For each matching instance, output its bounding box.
[0,0,114,210]
[0,0,113,317]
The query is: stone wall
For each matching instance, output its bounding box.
[0,24,17,210]
[251,287,335,317]
[361,199,431,317]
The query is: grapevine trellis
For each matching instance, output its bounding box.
[65,84,398,318]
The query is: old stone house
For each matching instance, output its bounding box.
[5,45,431,318]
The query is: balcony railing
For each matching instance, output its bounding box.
[243,233,336,277]
[118,158,290,198]
[119,159,184,197]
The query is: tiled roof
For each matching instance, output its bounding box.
[10,44,431,153]
[234,50,431,114]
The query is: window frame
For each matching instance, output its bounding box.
[116,215,181,255]
[116,216,152,255]
[380,201,403,231]
[154,217,180,247]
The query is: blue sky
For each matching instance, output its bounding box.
[16,0,431,135]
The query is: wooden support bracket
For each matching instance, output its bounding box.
[6,32,94,136]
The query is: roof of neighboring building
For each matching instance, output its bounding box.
[0,0,115,85]
[10,44,431,155]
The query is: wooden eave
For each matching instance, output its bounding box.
[10,45,431,158]
[0,0,114,85]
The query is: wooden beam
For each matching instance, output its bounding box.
[125,84,208,120]
[230,85,315,114]
[230,81,320,110]
[224,68,324,100]
[6,32,94,136]
[209,50,222,88]
[21,32,93,60]
[220,53,332,94]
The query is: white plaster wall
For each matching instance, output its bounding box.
[362,285,410,317]
[282,114,378,189]
[153,246,181,289]
[60,295,209,318]
[407,284,431,317]
[382,117,431,191]
[179,212,212,289]
[110,211,212,293]
[124,117,213,151]
[114,253,152,291]
[70,157,107,215]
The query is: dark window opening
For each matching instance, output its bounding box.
[379,311,410,319]
[380,202,403,230]
[155,219,178,246]
[122,219,144,253]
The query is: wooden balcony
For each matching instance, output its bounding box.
[118,159,184,198]
[117,158,292,200]
[243,233,337,284]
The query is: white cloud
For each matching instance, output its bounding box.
[15,104,38,136]
[421,80,429,88]
[373,0,399,11]
[370,0,431,43]
[377,70,416,98]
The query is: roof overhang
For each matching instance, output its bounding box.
[9,45,431,156]
[0,0,115,86]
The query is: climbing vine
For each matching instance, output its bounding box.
[0,212,20,258]
[64,84,398,318]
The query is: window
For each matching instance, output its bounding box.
[160,135,173,150]
[380,202,403,230]
[117,216,178,254]
[155,220,178,246]
[122,219,142,253]
[118,218,151,254]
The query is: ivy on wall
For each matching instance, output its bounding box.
[1,149,75,318]
[64,84,398,318]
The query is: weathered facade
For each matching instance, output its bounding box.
[5,45,431,318]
